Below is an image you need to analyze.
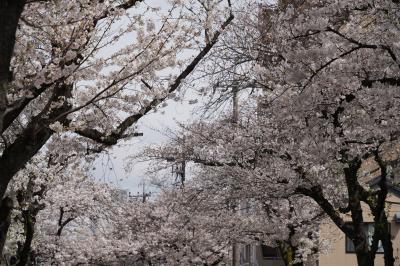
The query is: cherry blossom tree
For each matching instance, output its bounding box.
[141,1,400,266]
[5,135,232,265]
[140,110,325,266]
[255,1,400,265]
[6,154,132,265]
[0,0,234,260]
[0,129,131,264]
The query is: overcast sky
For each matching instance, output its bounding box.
[91,93,200,194]
[88,0,199,194]
[89,0,248,194]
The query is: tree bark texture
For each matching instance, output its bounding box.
[0,1,26,260]
[0,0,26,132]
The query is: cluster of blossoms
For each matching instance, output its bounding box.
[140,0,400,265]
[0,0,235,264]
[1,0,400,265]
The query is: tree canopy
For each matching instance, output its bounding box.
[1,0,400,266]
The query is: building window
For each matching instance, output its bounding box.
[345,223,390,253]
[240,244,252,266]
[261,245,281,259]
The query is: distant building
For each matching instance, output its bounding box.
[318,178,400,266]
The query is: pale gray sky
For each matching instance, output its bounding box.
[91,95,200,194]
[90,0,246,194]
[89,0,200,194]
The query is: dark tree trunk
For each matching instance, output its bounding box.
[0,82,73,256]
[0,0,25,70]
[15,181,44,266]
[381,217,394,266]
[0,197,13,262]
[0,0,26,131]
[298,147,397,266]
[371,151,395,266]
[354,252,374,266]
[352,234,371,266]
[16,210,35,266]
[369,197,395,266]
[0,127,53,200]
[0,0,26,259]
[344,159,374,266]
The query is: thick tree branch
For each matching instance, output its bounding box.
[296,185,353,238]
[57,207,75,236]
[0,82,73,201]
[76,13,234,145]
[94,0,144,23]
[361,77,400,87]
[2,84,50,134]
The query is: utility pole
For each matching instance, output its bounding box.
[232,85,239,124]
[130,180,151,203]
[172,161,186,189]
[231,84,240,266]
[141,181,147,203]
